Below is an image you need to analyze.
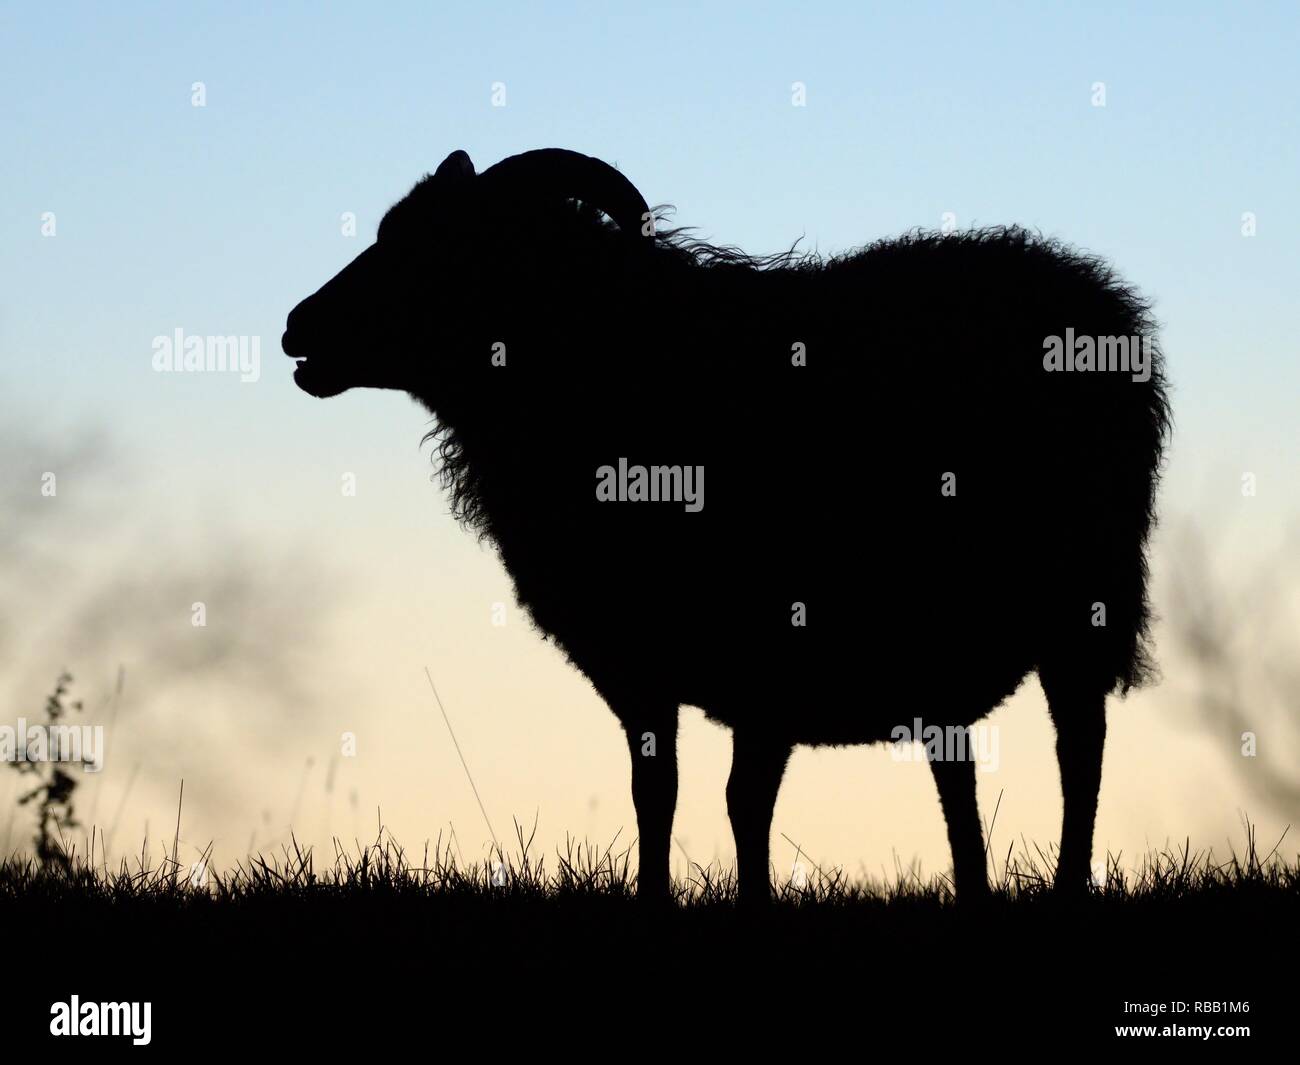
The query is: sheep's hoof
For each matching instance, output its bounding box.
[1052,869,1093,897]
[634,886,674,911]
[955,881,992,906]
[736,887,776,911]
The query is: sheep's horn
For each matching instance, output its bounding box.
[478,148,652,239]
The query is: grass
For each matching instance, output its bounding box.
[2,819,1296,1047]
[7,817,1294,907]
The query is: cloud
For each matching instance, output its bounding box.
[1,419,343,854]
[1161,516,1300,815]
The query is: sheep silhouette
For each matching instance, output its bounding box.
[283,148,1171,905]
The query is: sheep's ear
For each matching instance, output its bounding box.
[434,150,475,182]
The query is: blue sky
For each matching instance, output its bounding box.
[1,1,1297,871]
[3,0,1297,475]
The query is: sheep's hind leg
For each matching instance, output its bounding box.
[620,704,680,904]
[727,731,792,907]
[930,752,990,900]
[1040,671,1107,894]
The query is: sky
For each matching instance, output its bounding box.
[1,1,1297,883]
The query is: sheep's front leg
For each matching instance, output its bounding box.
[620,705,679,903]
[727,731,792,907]
[929,752,990,900]
[1042,680,1107,893]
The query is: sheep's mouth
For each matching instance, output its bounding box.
[290,355,350,398]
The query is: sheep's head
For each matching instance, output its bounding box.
[281,148,653,399]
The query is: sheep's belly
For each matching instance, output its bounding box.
[662,590,1037,744]
[688,651,1035,746]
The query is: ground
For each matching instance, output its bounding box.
[2,829,1293,1049]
